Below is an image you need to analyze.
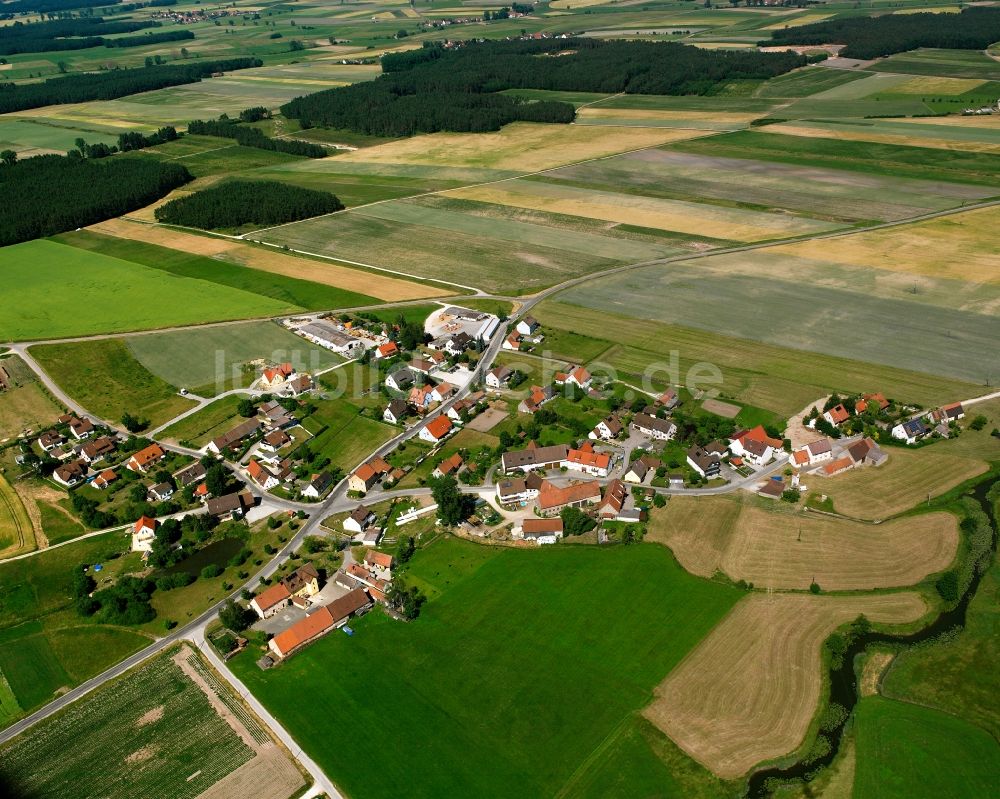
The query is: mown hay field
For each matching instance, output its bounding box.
[818,447,989,520]
[90,219,446,301]
[532,301,982,418]
[650,496,959,590]
[871,48,1000,79]
[0,475,33,560]
[0,375,63,442]
[646,592,929,779]
[1,241,292,341]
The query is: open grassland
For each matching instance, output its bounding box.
[0,476,33,560]
[57,231,380,311]
[1,240,293,341]
[533,300,982,417]
[540,145,993,222]
[755,67,868,98]
[852,697,1000,799]
[306,398,395,474]
[450,177,838,242]
[0,647,302,799]
[556,253,999,385]
[32,339,196,429]
[0,117,118,157]
[231,538,741,799]
[883,556,1000,739]
[650,496,959,590]
[870,48,1000,79]
[0,362,63,441]
[819,448,988,520]
[646,592,929,779]
[90,218,446,301]
[333,122,709,171]
[769,205,1000,286]
[125,321,342,396]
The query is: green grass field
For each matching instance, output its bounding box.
[124,320,343,396]
[0,649,256,797]
[852,696,1000,798]
[231,537,742,799]
[56,231,379,311]
[32,339,196,429]
[158,396,244,445]
[0,370,64,441]
[0,474,33,556]
[305,398,394,474]
[1,240,293,340]
[870,48,1000,80]
[37,500,87,545]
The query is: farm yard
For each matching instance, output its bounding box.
[649,496,960,590]
[230,538,742,799]
[0,646,305,799]
[646,592,929,779]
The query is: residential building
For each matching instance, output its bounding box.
[623,459,650,484]
[363,550,394,580]
[687,445,721,478]
[433,453,464,479]
[68,416,94,440]
[174,462,206,488]
[496,473,543,504]
[501,443,569,473]
[728,425,783,467]
[892,417,929,444]
[261,362,294,389]
[375,341,399,360]
[503,332,522,351]
[206,491,253,519]
[409,384,435,410]
[344,505,376,534]
[516,316,539,336]
[80,436,115,464]
[519,385,556,414]
[855,392,889,414]
[385,368,416,393]
[823,404,850,426]
[285,375,313,397]
[126,443,166,473]
[564,445,611,478]
[148,482,174,502]
[207,419,261,455]
[282,562,321,599]
[247,460,279,490]
[486,366,513,389]
[631,413,676,441]
[260,429,291,453]
[384,399,409,425]
[537,480,601,516]
[419,415,453,444]
[302,471,335,499]
[599,479,627,519]
[37,430,64,452]
[93,469,118,490]
[519,517,563,545]
[591,415,623,441]
[250,583,292,619]
[348,457,391,494]
[431,383,456,403]
[132,515,158,552]
[53,459,87,487]
[268,589,372,659]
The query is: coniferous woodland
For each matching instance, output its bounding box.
[281,38,805,136]
[0,154,191,246]
[763,7,1000,60]
[154,180,343,230]
[0,0,119,15]
[0,18,173,55]
[0,57,261,114]
[186,116,327,157]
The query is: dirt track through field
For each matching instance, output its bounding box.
[645,592,927,778]
[90,219,447,302]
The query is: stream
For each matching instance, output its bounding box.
[745,475,999,797]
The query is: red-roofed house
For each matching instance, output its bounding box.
[363,549,394,580]
[537,480,601,516]
[132,515,158,553]
[419,414,453,443]
[822,456,855,477]
[268,588,371,659]
[823,404,850,426]
[728,425,784,467]
[247,459,279,490]
[564,447,611,477]
[519,517,564,545]
[432,453,464,479]
[261,362,295,389]
[376,341,399,360]
[250,583,292,619]
[126,443,165,473]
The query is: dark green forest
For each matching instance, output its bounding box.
[187,117,327,158]
[0,57,261,114]
[763,7,1000,59]
[0,18,168,55]
[281,38,805,136]
[0,0,119,15]
[154,180,343,230]
[0,155,191,246]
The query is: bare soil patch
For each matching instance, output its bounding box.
[467,407,509,432]
[125,746,156,764]
[701,398,740,418]
[645,591,928,778]
[136,705,165,727]
[786,396,830,450]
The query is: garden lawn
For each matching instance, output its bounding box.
[231,538,741,799]
[852,696,1000,798]
[305,399,394,474]
[159,396,244,446]
[1,240,294,340]
[32,339,196,430]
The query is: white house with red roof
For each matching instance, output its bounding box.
[823,403,850,426]
[260,362,295,389]
[375,341,399,360]
[131,515,158,553]
[728,425,784,467]
[419,415,454,443]
[563,443,611,477]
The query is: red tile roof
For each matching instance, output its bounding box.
[364,550,393,570]
[254,582,291,612]
[522,518,564,534]
[566,448,611,470]
[129,444,165,469]
[424,415,453,440]
[134,515,157,533]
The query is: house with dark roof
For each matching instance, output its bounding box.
[686,445,721,478]
[891,417,929,444]
[383,399,409,425]
[631,413,676,441]
[501,443,569,473]
[302,471,335,499]
[53,459,88,487]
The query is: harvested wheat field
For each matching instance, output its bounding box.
[647,495,742,578]
[336,122,707,172]
[760,121,1000,155]
[770,206,1000,285]
[820,447,988,520]
[646,591,928,778]
[89,219,446,301]
[719,507,958,590]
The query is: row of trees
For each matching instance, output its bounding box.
[0,57,262,114]
[0,17,161,55]
[186,116,327,157]
[154,180,343,230]
[105,30,194,49]
[0,153,192,245]
[764,7,1000,60]
[282,38,804,137]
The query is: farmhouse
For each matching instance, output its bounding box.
[53,459,87,487]
[599,479,628,519]
[251,583,292,619]
[302,471,335,499]
[268,588,372,659]
[433,453,464,478]
[564,445,611,478]
[206,491,253,520]
[384,399,409,425]
[930,402,965,425]
[344,505,377,535]
[892,417,929,444]
[283,562,321,599]
[486,365,513,389]
[518,517,564,545]
[375,341,399,360]
[80,436,115,464]
[823,404,850,426]
[208,419,261,455]
[349,457,392,494]
[516,316,539,336]
[298,320,366,356]
[363,549,394,580]
[537,480,601,516]
[261,362,295,389]
[131,515,158,552]
[519,385,556,414]
[631,413,676,441]
[687,445,721,478]
[174,462,206,488]
[419,415,453,444]
[792,438,832,467]
[37,430,65,452]
[591,415,623,441]
[337,562,389,602]
[496,472,544,504]
[501,443,570,473]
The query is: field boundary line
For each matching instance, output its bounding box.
[553,713,634,799]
